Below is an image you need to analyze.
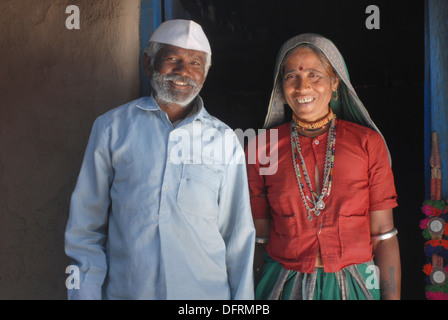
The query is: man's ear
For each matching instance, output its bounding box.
[143,53,153,78]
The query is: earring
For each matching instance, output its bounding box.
[332,90,338,101]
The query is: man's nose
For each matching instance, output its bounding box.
[172,61,189,76]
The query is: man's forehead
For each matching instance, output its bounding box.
[158,44,207,60]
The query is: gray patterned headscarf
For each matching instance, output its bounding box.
[263,33,390,161]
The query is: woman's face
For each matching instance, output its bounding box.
[282,47,339,122]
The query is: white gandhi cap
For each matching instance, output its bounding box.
[149,19,211,55]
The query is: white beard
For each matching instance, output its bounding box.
[150,71,202,108]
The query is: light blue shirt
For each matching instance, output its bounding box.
[65,96,255,300]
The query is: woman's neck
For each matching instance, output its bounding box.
[293,109,334,137]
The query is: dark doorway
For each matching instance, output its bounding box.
[179,0,426,300]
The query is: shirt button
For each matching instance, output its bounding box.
[163,185,168,191]
[314,140,319,145]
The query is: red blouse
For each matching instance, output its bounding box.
[246,119,398,273]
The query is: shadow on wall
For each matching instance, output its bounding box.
[0,0,140,299]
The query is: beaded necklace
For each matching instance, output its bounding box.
[293,108,334,131]
[290,116,337,221]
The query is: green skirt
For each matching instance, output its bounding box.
[256,253,380,300]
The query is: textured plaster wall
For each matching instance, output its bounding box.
[0,0,141,299]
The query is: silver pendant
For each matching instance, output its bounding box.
[316,200,326,211]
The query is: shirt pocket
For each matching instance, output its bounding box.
[270,213,297,237]
[177,163,222,220]
[338,214,371,261]
[267,193,298,237]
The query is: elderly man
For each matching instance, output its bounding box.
[65,20,255,300]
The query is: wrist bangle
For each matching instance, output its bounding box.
[371,228,398,241]
[255,237,269,244]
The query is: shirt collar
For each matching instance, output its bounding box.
[135,96,160,111]
[135,95,215,125]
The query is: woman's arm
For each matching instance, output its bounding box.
[370,209,401,300]
[254,218,270,285]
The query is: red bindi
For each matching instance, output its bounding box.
[298,66,303,71]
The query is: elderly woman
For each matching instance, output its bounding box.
[247,34,401,300]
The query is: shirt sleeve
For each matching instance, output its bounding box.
[65,117,112,300]
[217,139,255,300]
[367,131,398,211]
[246,133,270,220]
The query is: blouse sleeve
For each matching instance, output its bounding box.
[245,134,270,220]
[367,131,398,211]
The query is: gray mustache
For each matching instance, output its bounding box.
[163,74,197,87]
